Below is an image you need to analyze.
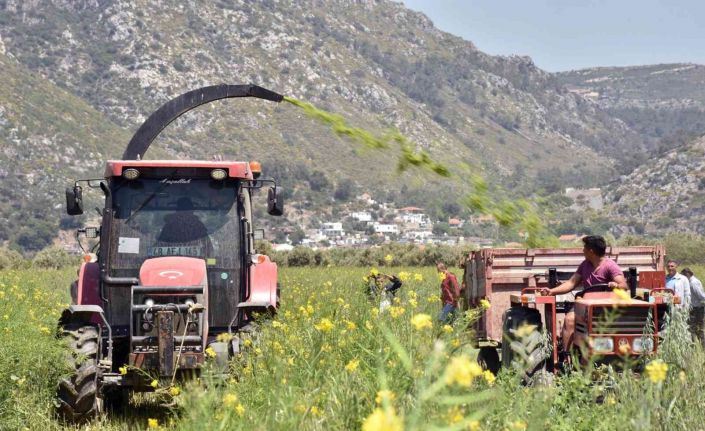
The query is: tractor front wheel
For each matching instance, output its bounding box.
[56,324,102,423]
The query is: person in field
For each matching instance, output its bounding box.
[437,262,461,323]
[542,235,628,351]
[365,271,402,311]
[665,259,690,310]
[682,267,705,347]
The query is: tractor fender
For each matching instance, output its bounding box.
[76,262,101,306]
[58,304,107,328]
[239,256,278,312]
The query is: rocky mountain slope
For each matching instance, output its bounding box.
[0,0,696,251]
[557,64,705,164]
[606,135,705,235]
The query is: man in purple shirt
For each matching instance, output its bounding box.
[542,235,628,351]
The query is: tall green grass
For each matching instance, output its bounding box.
[2,266,705,430]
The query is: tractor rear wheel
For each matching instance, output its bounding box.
[501,306,547,384]
[56,324,102,423]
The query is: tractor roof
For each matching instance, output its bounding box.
[105,160,254,180]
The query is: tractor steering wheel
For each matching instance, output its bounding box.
[575,283,611,298]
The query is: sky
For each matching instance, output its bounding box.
[402,0,705,72]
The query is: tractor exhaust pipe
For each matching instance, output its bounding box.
[123,84,284,160]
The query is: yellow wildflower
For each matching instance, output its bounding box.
[362,407,404,431]
[244,339,253,348]
[645,359,668,384]
[451,338,461,348]
[147,418,159,429]
[384,254,393,263]
[427,294,440,303]
[150,379,159,388]
[414,273,424,281]
[410,313,433,330]
[514,324,537,338]
[613,288,631,302]
[388,306,406,319]
[214,332,231,343]
[271,321,283,329]
[236,403,245,417]
[438,271,447,281]
[169,386,181,396]
[119,366,128,375]
[205,346,217,358]
[370,268,379,276]
[223,393,239,407]
[447,406,463,424]
[480,298,491,310]
[442,324,453,334]
[375,389,396,405]
[314,318,335,332]
[310,405,323,417]
[398,271,410,282]
[445,355,483,387]
[365,320,374,330]
[287,357,295,366]
[408,298,418,309]
[483,370,496,386]
[345,359,360,372]
[345,320,357,330]
[510,420,527,430]
[605,395,616,405]
[469,420,481,431]
[39,326,51,335]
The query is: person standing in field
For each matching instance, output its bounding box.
[437,262,461,323]
[682,267,705,347]
[666,260,691,310]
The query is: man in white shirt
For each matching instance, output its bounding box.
[665,260,691,310]
[682,267,705,347]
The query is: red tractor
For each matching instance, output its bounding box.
[463,246,680,380]
[58,84,284,421]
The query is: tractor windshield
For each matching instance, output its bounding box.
[108,178,242,275]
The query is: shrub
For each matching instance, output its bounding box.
[0,248,23,270]
[31,246,78,270]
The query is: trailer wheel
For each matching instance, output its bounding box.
[501,306,547,383]
[56,324,102,423]
[477,347,500,375]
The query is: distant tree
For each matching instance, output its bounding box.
[334,179,353,201]
[289,227,305,246]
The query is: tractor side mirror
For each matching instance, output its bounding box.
[66,185,84,216]
[267,186,283,216]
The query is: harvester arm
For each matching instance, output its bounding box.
[123,84,284,160]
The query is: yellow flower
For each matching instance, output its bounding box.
[310,405,323,417]
[427,294,440,303]
[445,355,483,387]
[169,386,181,396]
[384,254,393,263]
[223,393,239,407]
[483,370,496,386]
[345,320,357,330]
[150,379,159,388]
[410,313,433,330]
[438,271,447,281]
[216,332,234,342]
[414,273,424,282]
[345,359,360,372]
[147,418,159,429]
[388,306,406,319]
[447,406,464,424]
[287,357,295,366]
[236,403,245,417]
[468,420,481,431]
[370,268,379,276]
[362,407,404,431]
[205,346,217,358]
[365,320,374,330]
[442,324,453,334]
[451,338,461,348]
[408,298,418,309]
[375,389,396,405]
[118,366,128,375]
[314,318,335,332]
[480,298,491,310]
[398,271,410,282]
[605,395,616,405]
[244,339,253,348]
[510,420,527,430]
[514,324,537,338]
[613,288,631,302]
[645,359,668,384]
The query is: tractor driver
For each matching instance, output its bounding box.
[540,235,628,351]
[157,197,212,256]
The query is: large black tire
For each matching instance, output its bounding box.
[477,347,500,375]
[57,324,102,423]
[501,306,547,383]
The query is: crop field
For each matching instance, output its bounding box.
[2,265,705,430]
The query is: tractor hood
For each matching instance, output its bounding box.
[139,257,208,287]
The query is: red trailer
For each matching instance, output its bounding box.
[462,246,675,376]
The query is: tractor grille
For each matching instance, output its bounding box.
[591,306,653,335]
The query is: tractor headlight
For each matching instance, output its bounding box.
[590,337,614,353]
[144,298,155,307]
[143,298,155,321]
[123,168,140,180]
[632,337,654,353]
[210,168,227,180]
